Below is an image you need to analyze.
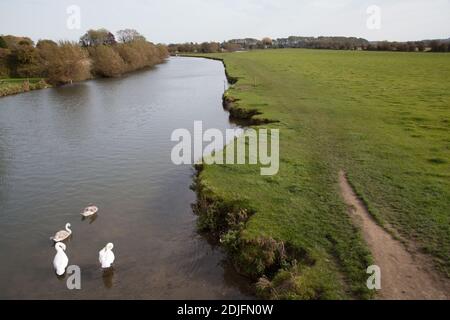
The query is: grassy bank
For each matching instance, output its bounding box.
[0,78,49,97]
[192,49,450,299]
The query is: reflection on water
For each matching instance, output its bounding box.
[82,215,98,225]
[102,268,115,289]
[0,57,253,299]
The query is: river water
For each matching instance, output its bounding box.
[0,57,252,299]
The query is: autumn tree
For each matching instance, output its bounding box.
[117,29,146,43]
[35,40,58,77]
[36,39,57,49]
[0,47,10,77]
[200,42,220,53]
[0,36,7,49]
[115,43,142,71]
[6,39,45,78]
[0,29,168,84]
[42,41,91,85]
[223,42,242,52]
[80,29,116,47]
[156,44,169,61]
[0,36,34,49]
[88,45,125,77]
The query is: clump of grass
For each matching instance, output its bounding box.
[256,258,347,300]
[0,78,49,97]
[428,158,447,165]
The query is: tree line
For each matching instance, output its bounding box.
[0,29,169,85]
[367,40,450,52]
[168,36,450,54]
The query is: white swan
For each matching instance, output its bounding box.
[51,223,72,242]
[99,243,115,269]
[81,205,99,217]
[53,243,69,276]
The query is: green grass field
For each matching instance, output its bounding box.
[194,49,450,299]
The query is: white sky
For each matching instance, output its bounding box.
[0,0,449,43]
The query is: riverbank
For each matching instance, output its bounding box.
[0,31,169,98]
[0,60,167,99]
[190,49,450,299]
[0,78,50,97]
[190,53,372,300]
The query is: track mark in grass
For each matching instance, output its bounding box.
[428,158,447,165]
[339,170,450,300]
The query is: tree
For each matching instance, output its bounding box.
[129,40,159,66]
[80,29,116,47]
[0,47,11,77]
[395,42,408,51]
[0,30,168,83]
[438,42,448,52]
[156,44,169,61]
[200,42,220,53]
[223,42,242,52]
[115,43,142,71]
[117,29,146,43]
[88,45,125,77]
[8,42,44,78]
[377,41,392,51]
[0,35,34,49]
[42,41,91,85]
[0,37,7,49]
[36,39,57,49]
[430,40,440,52]
[36,40,58,77]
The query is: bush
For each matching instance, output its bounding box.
[0,48,10,77]
[0,30,169,86]
[42,41,91,85]
[88,45,125,77]
[115,43,142,72]
[0,36,7,49]
[115,40,168,73]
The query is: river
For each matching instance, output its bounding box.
[0,57,252,299]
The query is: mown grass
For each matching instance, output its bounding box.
[193,49,450,299]
[0,78,48,97]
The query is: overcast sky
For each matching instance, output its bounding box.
[1,0,449,43]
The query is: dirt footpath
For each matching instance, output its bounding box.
[339,171,450,300]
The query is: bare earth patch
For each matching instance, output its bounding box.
[339,171,450,300]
